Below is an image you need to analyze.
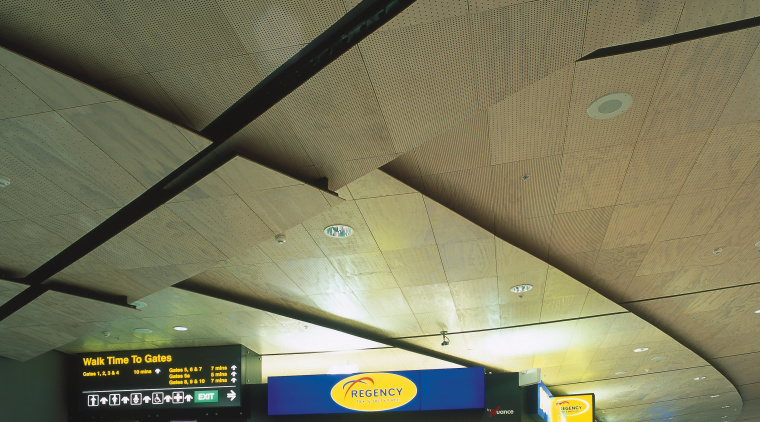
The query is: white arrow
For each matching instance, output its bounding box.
[155,368,161,374]
[164,396,172,402]
[231,377,237,383]
[100,397,108,404]
[143,396,151,403]
[231,365,237,370]
[231,371,237,377]
[227,390,236,401]
[185,394,193,402]
[121,397,129,404]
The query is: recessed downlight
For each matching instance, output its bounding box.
[134,328,152,334]
[510,284,533,294]
[723,406,730,408]
[0,177,9,188]
[713,247,723,255]
[633,347,649,353]
[324,224,353,239]
[754,309,760,314]
[173,326,188,331]
[711,394,720,398]
[694,376,706,380]
[587,93,633,119]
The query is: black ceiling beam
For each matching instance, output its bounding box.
[200,0,416,142]
[1,276,135,310]
[174,280,495,372]
[0,0,417,322]
[578,15,760,62]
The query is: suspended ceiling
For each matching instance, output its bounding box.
[0,1,759,421]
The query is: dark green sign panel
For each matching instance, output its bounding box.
[74,345,243,412]
[481,372,522,422]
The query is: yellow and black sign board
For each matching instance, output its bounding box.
[551,394,594,422]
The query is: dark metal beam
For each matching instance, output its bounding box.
[578,15,760,62]
[174,280,495,371]
[200,0,416,142]
[0,0,417,322]
[1,276,136,310]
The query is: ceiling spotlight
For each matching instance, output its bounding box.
[130,301,147,309]
[324,224,353,239]
[633,347,649,353]
[722,406,730,408]
[0,177,9,188]
[711,394,720,398]
[694,376,706,380]
[754,309,760,314]
[274,233,287,244]
[510,284,533,298]
[713,247,723,255]
[441,330,450,346]
[134,328,152,334]
[173,326,188,331]
[587,92,633,120]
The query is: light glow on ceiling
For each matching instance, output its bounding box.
[173,326,188,331]
[327,364,360,374]
[633,347,649,352]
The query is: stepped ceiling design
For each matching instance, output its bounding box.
[1,1,759,421]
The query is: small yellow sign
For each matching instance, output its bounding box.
[551,395,593,422]
[330,373,417,412]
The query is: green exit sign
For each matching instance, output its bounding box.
[194,390,218,403]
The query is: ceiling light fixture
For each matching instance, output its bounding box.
[324,224,353,239]
[754,309,760,314]
[510,284,533,294]
[694,376,706,380]
[755,241,760,248]
[651,356,668,362]
[173,326,188,331]
[633,347,649,353]
[0,177,10,188]
[587,92,633,120]
[713,247,723,255]
[711,394,720,398]
[441,330,450,346]
[274,233,287,244]
[521,174,531,181]
[722,406,730,409]
[614,371,627,375]
[134,328,152,334]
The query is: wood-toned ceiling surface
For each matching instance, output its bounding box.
[1,1,759,422]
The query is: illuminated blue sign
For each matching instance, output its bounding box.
[268,367,484,415]
[525,381,553,422]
